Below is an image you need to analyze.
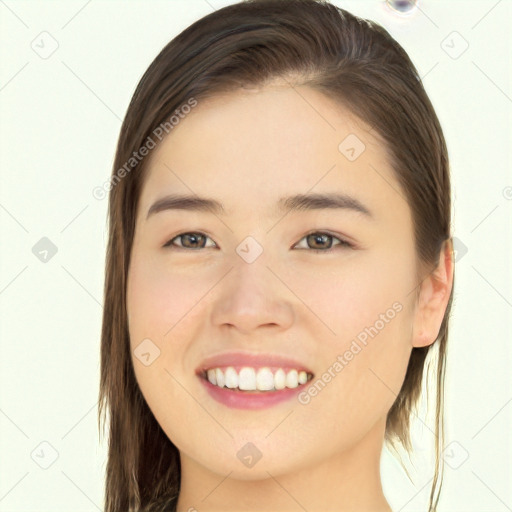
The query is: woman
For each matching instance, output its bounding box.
[98,1,455,510]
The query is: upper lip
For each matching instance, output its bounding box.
[195,351,314,375]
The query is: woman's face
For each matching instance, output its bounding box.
[127,82,422,480]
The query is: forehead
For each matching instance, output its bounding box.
[138,84,407,224]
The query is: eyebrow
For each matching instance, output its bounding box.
[146,192,373,220]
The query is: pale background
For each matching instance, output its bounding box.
[0,0,511,510]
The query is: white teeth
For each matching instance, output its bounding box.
[238,367,256,390]
[285,369,299,388]
[256,367,274,390]
[274,368,286,390]
[204,366,311,392]
[215,368,225,388]
[224,367,238,389]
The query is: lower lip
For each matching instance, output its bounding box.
[198,376,310,410]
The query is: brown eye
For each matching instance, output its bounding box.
[294,231,352,252]
[164,232,216,250]
[307,233,333,250]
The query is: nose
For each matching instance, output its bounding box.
[210,256,295,334]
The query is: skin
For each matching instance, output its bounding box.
[126,80,454,512]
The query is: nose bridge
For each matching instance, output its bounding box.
[210,238,294,332]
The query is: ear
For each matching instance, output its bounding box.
[411,238,455,348]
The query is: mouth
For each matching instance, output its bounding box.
[199,366,314,392]
[195,353,315,410]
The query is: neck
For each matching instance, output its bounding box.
[176,416,392,512]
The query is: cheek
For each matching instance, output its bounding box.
[127,254,211,344]
[296,249,415,417]
[126,257,209,430]
[294,247,414,338]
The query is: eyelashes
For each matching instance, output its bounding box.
[162,231,354,253]
[163,232,216,250]
[293,232,353,252]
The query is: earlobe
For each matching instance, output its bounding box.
[411,238,454,348]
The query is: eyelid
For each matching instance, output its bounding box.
[163,232,217,249]
[293,230,354,250]
[163,230,355,251]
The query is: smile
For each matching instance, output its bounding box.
[196,352,315,409]
[197,366,315,410]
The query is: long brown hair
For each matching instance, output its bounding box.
[98,1,454,510]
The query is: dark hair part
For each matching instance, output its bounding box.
[98,1,454,510]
